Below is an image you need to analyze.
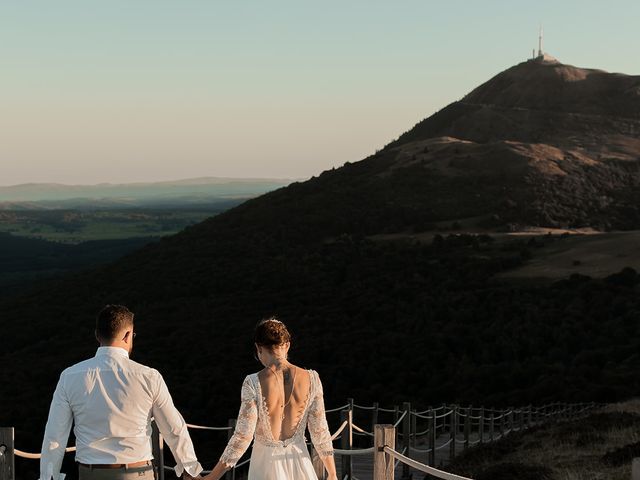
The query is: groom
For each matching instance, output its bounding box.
[40,305,203,480]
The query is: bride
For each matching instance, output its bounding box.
[203,318,338,480]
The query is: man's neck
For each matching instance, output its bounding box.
[99,344,130,354]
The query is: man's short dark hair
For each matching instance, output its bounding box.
[96,305,134,341]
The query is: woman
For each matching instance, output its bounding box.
[203,318,338,480]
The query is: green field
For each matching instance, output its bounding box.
[0,209,218,243]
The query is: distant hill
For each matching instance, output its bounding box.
[3,58,640,480]
[448,401,640,480]
[0,177,295,209]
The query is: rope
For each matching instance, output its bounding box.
[435,411,452,419]
[393,446,408,469]
[331,420,349,440]
[383,446,474,480]
[351,423,371,434]
[412,411,435,420]
[377,407,398,413]
[435,439,453,450]
[409,445,433,453]
[333,446,375,456]
[326,404,351,413]
[14,447,76,459]
[353,403,376,410]
[186,423,233,431]
[351,424,374,436]
[393,410,408,428]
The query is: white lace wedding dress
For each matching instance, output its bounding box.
[219,369,334,480]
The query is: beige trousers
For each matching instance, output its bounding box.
[78,464,155,480]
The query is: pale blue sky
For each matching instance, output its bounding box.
[1,1,638,185]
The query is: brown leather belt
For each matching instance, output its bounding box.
[79,460,152,469]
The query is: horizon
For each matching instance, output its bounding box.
[2,0,639,185]
[0,175,301,189]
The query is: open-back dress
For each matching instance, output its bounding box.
[219,369,334,480]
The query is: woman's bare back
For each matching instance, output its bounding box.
[257,364,311,441]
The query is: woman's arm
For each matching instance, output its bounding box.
[203,376,257,480]
[307,371,337,480]
[201,461,230,480]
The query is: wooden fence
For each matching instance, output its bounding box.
[0,400,602,480]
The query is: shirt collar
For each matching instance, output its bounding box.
[95,346,130,359]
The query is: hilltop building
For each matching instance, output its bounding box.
[530,26,558,63]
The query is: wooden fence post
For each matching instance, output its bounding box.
[374,425,395,480]
[341,409,353,480]
[464,406,470,450]
[401,402,411,480]
[411,409,417,448]
[225,419,236,480]
[429,410,436,467]
[0,427,15,480]
[489,413,494,442]
[372,402,379,434]
[151,421,165,480]
[479,407,485,444]
[499,411,505,438]
[450,405,457,461]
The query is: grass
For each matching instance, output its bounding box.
[0,210,214,243]
[447,401,640,480]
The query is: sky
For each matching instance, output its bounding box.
[1,0,639,186]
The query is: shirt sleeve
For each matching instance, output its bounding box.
[307,371,334,458]
[152,372,203,478]
[219,376,258,467]
[40,373,73,480]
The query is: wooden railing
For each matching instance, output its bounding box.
[0,400,601,480]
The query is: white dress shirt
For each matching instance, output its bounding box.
[40,346,202,480]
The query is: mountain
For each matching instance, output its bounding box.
[383,57,640,230]
[3,58,640,479]
[0,177,295,208]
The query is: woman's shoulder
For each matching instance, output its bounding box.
[241,372,261,389]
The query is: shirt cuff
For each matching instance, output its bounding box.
[174,461,203,478]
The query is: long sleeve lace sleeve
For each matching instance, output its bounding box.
[219,376,258,467]
[307,371,334,458]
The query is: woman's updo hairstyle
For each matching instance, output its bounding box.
[255,317,291,350]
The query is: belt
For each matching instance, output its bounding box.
[79,460,152,469]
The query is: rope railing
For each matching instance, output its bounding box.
[333,446,376,456]
[13,447,76,459]
[3,400,601,480]
[382,445,474,480]
[331,420,349,440]
[185,423,233,431]
[392,410,408,428]
[352,403,376,410]
[326,404,351,413]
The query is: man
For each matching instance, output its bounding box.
[40,305,203,480]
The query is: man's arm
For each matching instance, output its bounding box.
[152,372,203,478]
[40,374,73,480]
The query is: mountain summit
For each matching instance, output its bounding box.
[189,59,640,237]
[365,59,640,230]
